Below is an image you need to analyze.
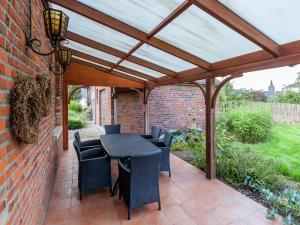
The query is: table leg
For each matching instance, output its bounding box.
[111,176,119,197]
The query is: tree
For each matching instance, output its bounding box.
[250,90,267,102]
[68,85,82,101]
[276,91,300,104]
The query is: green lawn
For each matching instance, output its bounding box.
[234,124,300,182]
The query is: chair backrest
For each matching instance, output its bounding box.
[130,152,161,205]
[104,124,121,134]
[74,132,81,145]
[163,132,173,147]
[73,139,81,161]
[150,126,162,139]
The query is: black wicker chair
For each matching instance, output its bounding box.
[74,131,102,151]
[141,126,162,142]
[73,140,112,200]
[104,124,121,134]
[118,152,161,220]
[152,132,173,177]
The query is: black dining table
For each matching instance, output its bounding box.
[100,133,161,196]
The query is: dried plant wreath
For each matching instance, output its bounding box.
[36,74,52,117]
[11,76,42,143]
[11,73,53,143]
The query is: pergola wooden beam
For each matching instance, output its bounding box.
[151,52,300,88]
[68,48,158,82]
[147,1,192,38]
[190,0,279,56]
[51,0,211,70]
[67,32,177,77]
[70,58,147,85]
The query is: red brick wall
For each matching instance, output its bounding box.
[115,85,205,134]
[117,91,144,133]
[95,86,112,126]
[148,85,205,133]
[0,0,62,224]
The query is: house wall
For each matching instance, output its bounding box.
[117,91,145,133]
[94,86,112,126]
[0,1,62,224]
[148,85,205,133]
[115,85,205,134]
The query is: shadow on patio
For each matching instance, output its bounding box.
[44,141,282,225]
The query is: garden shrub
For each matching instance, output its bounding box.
[68,109,86,129]
[245,176,300,225]
[69,100,84,112]
[221,107,273,143]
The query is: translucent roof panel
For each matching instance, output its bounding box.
[120,61,165,78]
[219,0,300,44]
[66,40,120,63]
[155,5,261,62]
[77,0,184,33]
[51,3,139,52]
[132,44,196,72]
[113,69,147,81]
[72,56,111,69]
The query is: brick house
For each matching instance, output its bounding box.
[93,84,207,134]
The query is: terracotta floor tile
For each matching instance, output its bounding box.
[195,195,219,211]
[44,144,283,225]
[44,209,70,225]
[191,214,219,225]
[121,216,148,225]
[163,205,189,224]
[144,211,171,225]
[173,218,198,225]
[210,206,240,225]
[180,200,208,217]
[160,194,177,207]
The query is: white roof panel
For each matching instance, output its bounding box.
[219,0,300,44]
[52,3,139,52]
[155,5,261,62]
[77,0,185,33]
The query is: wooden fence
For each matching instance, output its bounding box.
[220,101,300,124]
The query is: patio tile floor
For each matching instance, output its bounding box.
[44,143,283,225]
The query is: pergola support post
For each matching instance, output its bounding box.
[196,74,243,179]
[63,81,69,150]
[144,88,152,134]
[205,77,216,179]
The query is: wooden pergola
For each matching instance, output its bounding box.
[49,0,300,179]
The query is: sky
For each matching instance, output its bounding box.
[228,65,300,91]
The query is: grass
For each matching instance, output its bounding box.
[234,124,300,182]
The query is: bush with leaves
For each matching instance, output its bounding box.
[69,100,84,113]
[276,91,300,104]
[221,107,273,143]
[245,176,300,225]
[68,110,86,130]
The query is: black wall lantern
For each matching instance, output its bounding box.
[25,0,69,56]
[50,49,72,75]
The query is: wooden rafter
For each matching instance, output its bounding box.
[67,48,158,82]
[147,1,192,38]
[50,0,211,70]
[71,57,148,85]
[67,32,176,77]
[109,1,193,77]
[190,0,279,56]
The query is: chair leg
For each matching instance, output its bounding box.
[119,192,121,200]
[168,168,171,178]
[79,192,82,201]
[128,208,131,220]
[158,200,161,210]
